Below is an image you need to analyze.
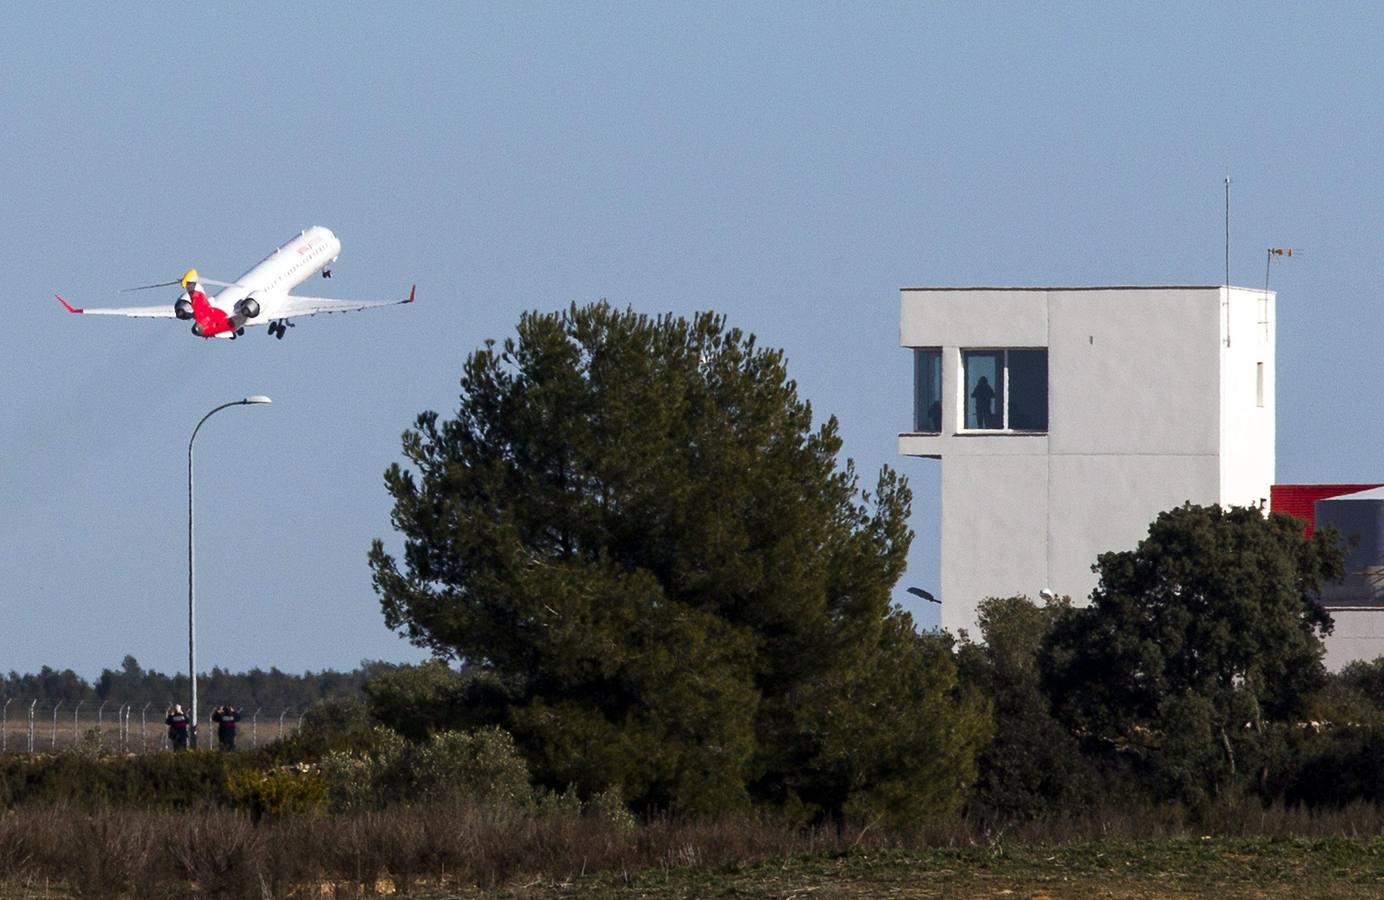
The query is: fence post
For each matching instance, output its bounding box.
[141,702,151,752]
[2,698,9,754]
[27,700,36,754]
[251,707,261,748]
[118,704,129,752]
[73,699,84,740]
[277,707,291,742]
[97,700,108,734]
[50,701,63,750]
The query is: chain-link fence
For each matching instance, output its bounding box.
[0,699,305,754]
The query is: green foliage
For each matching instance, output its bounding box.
[318,725,533,810]
[957,595,1101,820]
[361,659,511,739]
[780,620,992,826]
[368,303,934,819]
[1282,725,1384,808]
[1320,658,1384,724]
[225,764,328,819]
[587,784,637,832]
[1041,503,1346,806]
[0,750,248,808]
[263,695,379,763]
[67,726,116,761]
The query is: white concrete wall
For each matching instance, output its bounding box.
[1046,290,1220,456]
[901,286,1275,637]
[1219,286,1276,508]
[940,454,1049,637]
[1323,612,1384,671]
[1047,454,1221,610]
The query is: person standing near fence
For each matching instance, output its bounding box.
[212,704,240,751]
[166,704,189,751]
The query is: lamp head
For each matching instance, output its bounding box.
[906,586,939,604]
[242,396,272,405]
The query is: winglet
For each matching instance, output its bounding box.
[55,294,84,314]
[405,284,416,304]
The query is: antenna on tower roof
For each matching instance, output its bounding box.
[1224,175,1232,347]
[1265,247,1301,293]
[1224,175,1231,289]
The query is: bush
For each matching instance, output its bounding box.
[1282,725,1384,808]
[0,750,248,808]
[262,694,379,762]
[363,660,497,739]
[319,725,533,810]
[958,595,1102,821]
[225,764,328,820]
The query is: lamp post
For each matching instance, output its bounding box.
[189,396,271,748]
[906,586,940,605]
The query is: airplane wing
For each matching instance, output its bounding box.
[265,285,415,321]
[54,295,177,317]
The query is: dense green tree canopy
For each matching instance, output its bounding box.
[958,595,1099,820]
[1041,503,1344,803]
[370,302,985,818]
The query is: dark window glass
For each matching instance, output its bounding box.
[914,349,942,432]
[1007,349,1048,431]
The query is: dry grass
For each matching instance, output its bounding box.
[3,801,1384,898]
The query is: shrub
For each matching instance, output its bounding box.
[587,784,636,832]
[0,750,247,808]
[226,764,328,820]
[318,725,533,810]
[263,694,379,762]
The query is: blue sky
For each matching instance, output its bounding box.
[3,4,1382,677]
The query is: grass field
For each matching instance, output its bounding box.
[5,794,1384,898]
[435,839,1384,898]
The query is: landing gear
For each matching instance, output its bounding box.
[322,269,332,278]
[268,319,294,340]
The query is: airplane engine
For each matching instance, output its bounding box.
[235,296,261,319]
[174,298,194,320]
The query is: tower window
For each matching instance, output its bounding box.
[963,348,1048,432]
[913,348,943,433]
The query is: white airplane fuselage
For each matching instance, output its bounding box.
[187,226,341,338]
[56,226,414,339]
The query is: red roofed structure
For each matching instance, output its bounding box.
[1271,484,1384,536]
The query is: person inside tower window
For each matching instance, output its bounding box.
[971,375,996,429]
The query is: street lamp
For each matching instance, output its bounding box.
[906,586,940,604]
[188,396,270,748]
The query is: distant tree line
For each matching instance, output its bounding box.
[0,656,399,710]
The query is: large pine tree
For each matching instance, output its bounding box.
[369,302,988,818]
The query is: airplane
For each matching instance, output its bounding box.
[55,226,414,340]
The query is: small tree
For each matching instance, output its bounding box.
[957,595,1098,820]
[1041,503,1344,805]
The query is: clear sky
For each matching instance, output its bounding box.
[3,4,1381,678]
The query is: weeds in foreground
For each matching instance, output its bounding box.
[5,800,1384,898]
